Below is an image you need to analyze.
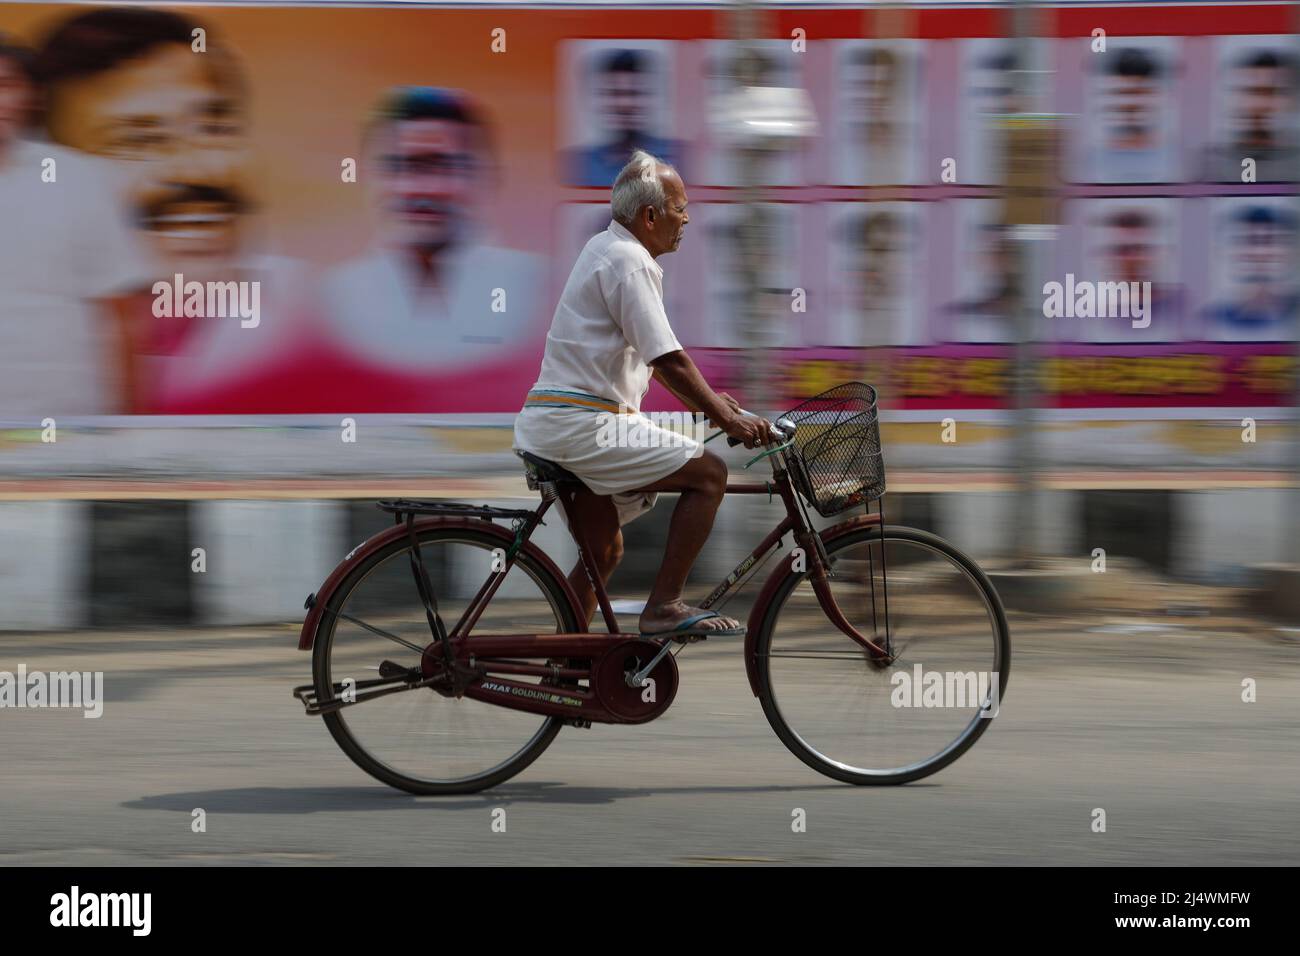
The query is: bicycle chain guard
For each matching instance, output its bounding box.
[415,633,679,724]
[593,640,679,723]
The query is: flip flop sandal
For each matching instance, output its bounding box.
[640,610,744,640]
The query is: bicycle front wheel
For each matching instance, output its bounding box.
[754,524,1010,785]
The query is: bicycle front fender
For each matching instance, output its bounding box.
[742,512,882,696]
[297,516,583,651]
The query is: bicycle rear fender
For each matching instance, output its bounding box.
[743,513,882,696]
[298,517,583,651]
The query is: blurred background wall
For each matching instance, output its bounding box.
[0,0,1295,626]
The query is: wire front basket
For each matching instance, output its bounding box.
[779,382,885,517]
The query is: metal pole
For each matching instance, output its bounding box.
[715,1,770,580]
[1288,0,1300,566]
[1004,0,1053,569]
[726,1,771,414]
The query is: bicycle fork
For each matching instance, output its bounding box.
[782,466,893,664]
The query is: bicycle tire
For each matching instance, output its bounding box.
[754,523,1011,785]
[312,523,582,795]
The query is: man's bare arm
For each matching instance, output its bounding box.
[651,363,697,411]
[652,363,744,421]
[649,350,773,447]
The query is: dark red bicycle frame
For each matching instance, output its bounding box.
[298,464,888,724]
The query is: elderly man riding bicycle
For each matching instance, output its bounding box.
[513,149,776,640]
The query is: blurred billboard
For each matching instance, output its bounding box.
[0,1,1294,423]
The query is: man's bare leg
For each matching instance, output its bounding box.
[634,451,740,635]
[564,487,623,628]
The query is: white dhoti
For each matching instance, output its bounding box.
[513,397,702,527]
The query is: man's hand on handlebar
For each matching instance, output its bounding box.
[705,392,743,429]
[722,411,777,449]
[715,392,744,418]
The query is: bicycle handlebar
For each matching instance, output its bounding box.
[725,413,795,448]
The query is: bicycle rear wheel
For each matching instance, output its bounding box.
[312,525,581,795]
[754,524,1010,785]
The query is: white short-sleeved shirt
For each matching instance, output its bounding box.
[0,140,151,419]
[529,219,682,412]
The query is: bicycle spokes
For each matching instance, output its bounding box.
[759,529,1007,782]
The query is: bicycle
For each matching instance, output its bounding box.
[293,382,1010,794]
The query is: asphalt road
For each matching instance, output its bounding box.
[2,600,1298,866]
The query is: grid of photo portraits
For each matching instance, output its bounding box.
[558,34,1297,355]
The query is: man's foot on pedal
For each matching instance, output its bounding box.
[638,601,744,640]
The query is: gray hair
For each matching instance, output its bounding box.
[611,149,670,226]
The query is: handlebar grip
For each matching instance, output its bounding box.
[725,415,794,447]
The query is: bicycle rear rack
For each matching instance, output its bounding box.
[376,499,536,522]
[370,499,548,670]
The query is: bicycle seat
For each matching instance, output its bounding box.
[515,449,581,486]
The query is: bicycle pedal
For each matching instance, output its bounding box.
[378,659,418,680]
